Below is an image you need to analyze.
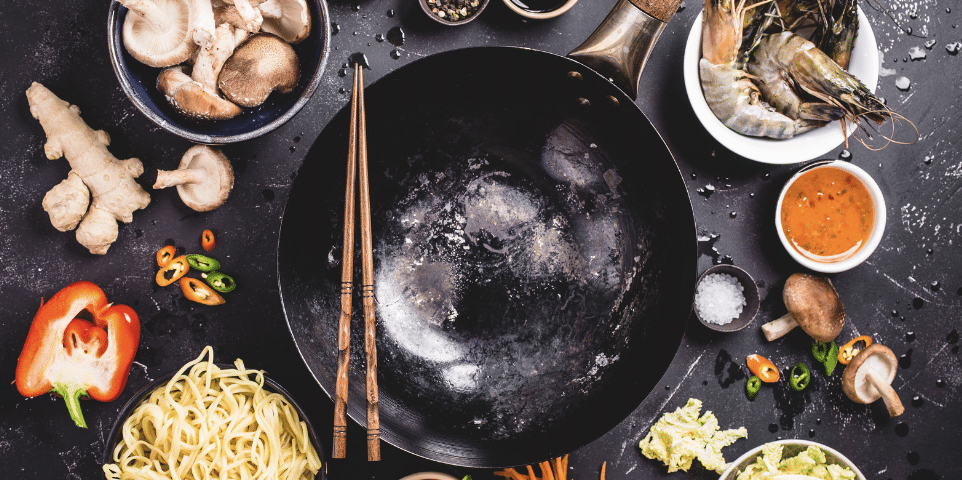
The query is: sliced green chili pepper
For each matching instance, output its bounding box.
[746,375,761,401]
[823,341,839,375]
[203,271,236,293]
[789,363,811,391]
[186,254,221,272]
[812,340,831,362]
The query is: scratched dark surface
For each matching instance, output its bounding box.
[0,0,959,479]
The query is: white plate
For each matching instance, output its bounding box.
[683,7,879,164]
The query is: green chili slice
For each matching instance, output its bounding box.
[186,254,221,272]
[812,340,831,362]
[204,271,236,293]
[746,376,762,401]
[823,341,839,375]
[789,363,811,391]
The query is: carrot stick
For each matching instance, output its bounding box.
[540,461,555,480]
[494,468,528,480]
[600,461,607,480]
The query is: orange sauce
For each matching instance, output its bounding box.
[780,166,875,262]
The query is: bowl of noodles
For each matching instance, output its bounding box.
[102,347,323,480]
[683,6,880,164]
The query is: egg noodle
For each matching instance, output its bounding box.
[103,347,322,480]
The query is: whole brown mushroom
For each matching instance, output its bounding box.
[841,343,905,417]
[761,273,845,342]
[218,33,299,108]
[157,23,243,120]
[153,145,234,211]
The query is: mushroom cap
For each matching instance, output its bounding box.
[157,66,243,120]
[122,0,197,67]
[260,0,312,44]
[841,343,898,404]
[218,33,299,108]
[782,273,845,342]
[176,145,234,211]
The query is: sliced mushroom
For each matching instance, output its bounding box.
[157,23,242,120]
[258,0,311,44]
[841,343,905,417]
[761,273,845,342]
[218,33,299,108]
[153,145,234,211]
[120,0,197,67]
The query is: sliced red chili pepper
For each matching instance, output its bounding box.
[179,277,226,306]
[156,245,176,268]
[747,354,780,383]
[156,256,190,287]
[839,335,873,365]
[201,230,215,252]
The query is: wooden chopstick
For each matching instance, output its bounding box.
[355,64,381,462]
[332,63,380,462]
[332,62,361,460]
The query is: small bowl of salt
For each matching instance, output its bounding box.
[693,265,760,333]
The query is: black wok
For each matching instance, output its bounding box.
[278,0,695,468]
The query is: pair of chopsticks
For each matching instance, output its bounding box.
[333,63,380,462]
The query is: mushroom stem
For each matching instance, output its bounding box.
[222,0,263,32]
[192,23,237,92]
[761,313,798,341]
[864,370,905,417]
[154,168,205,189]
[118,0,172,31]
[188,0,217,47]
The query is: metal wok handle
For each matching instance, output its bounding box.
[568,0,684,99]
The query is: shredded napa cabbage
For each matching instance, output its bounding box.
[735,444,858,480]
[638,398,748,474]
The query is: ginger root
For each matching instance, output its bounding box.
[27,82,151,255]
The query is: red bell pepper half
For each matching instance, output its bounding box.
[15,281,140,428]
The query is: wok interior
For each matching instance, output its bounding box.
[278,48,695,467]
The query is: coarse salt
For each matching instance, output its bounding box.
[694,273,747,325]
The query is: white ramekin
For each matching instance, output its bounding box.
[775,160,886,273]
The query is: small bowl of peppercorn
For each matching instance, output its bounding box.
[420,0,490,25]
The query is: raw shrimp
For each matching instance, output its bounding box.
[748,31,888,126]
[700,0,823,139]
[814,0,859,69]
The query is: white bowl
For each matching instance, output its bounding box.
[683,8,879,164]
[399,473,458,480]
[719,439,867,480]
[775,160,886,273]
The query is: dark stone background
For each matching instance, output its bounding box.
[0,0,958,478]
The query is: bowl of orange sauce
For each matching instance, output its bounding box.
[776,160,886,273]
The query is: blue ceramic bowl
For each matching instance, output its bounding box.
[107,0,331,144]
